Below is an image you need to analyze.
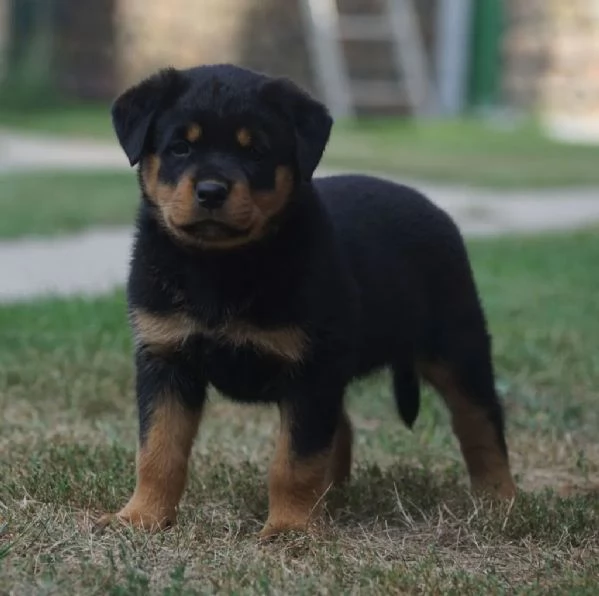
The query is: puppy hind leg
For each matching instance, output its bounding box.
[392,364,420,428]
[421,339,516,499]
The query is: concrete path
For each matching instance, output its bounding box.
[0,227,132,303]
[1,130,599,303]
[0,130,128,172]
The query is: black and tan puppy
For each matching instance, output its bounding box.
[99,64,516,538]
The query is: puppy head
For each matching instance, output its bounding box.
[112,64,333,249]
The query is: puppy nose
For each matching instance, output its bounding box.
[196,180,229,209]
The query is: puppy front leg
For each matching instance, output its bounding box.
[260,391,344,539]
[98,350,206,531]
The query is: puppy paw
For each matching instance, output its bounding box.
[472,475,518,500]
[258,515,316,542]
[258,522,308,543]
[94,505,174,533]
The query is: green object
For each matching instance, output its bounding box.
[468,0,504,108]
[5,0,39,82]
[1,0,57,107]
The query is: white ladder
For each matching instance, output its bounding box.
[299,0,433,119]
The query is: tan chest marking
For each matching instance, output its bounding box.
[131,309,308,363]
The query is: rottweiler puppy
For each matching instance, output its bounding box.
[98,64,516,539]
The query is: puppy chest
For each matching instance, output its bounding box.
[131,308,307,402]
[201,341,291,403]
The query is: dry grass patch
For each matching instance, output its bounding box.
[1,230,599,593]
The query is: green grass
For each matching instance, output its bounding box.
[0,171,137,239]
[0,104,112,139]
[327,118,599,188]
[2,105,599,187]
[1,126,598,240]
[1,230,598,593]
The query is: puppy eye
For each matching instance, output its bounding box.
[169,141,191,157]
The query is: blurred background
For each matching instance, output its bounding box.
[2,0,599,137]
[1,0,599,299]
[2,6,599,593]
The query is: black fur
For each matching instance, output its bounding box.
[112,67,185,166]
[114,63,509,475]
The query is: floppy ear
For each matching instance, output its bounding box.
[111,67,184,166]
[260,78,333,180]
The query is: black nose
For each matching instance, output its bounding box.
[196,180,229,209]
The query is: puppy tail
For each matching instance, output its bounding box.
[392,366,420,428]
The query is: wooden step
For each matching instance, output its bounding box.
[337,15,392,41]
[349,79,406,107]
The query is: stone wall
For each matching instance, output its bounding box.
[115,0,314,94]
[502,0,599,122]
[502,0,552,107]
[541,0,599,120]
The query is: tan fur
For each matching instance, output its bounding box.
[186,123,202,143]
[196,165,294,250]
[224,320,308,361]
[142,154,161,198]
[131,308,309,362]
[142,157,294,250]
[142,155,198,240]
[260,403,332,539]
[131,309,195,352]
[236,127,252,147]
[253,165,295,222]
[156,175,197,229]
[97,396,201,530]
[421,363,517,498]
[330,410,353,485]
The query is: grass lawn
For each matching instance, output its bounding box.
[0,105,112,140]
[1,229,598,593]
[327,118,599,188]
[2,105,599,188]
[0,171,137,239]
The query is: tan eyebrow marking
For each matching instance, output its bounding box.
[236,127,252,147]
[186,124,202,142]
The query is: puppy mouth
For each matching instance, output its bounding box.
[179,220,249,240]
